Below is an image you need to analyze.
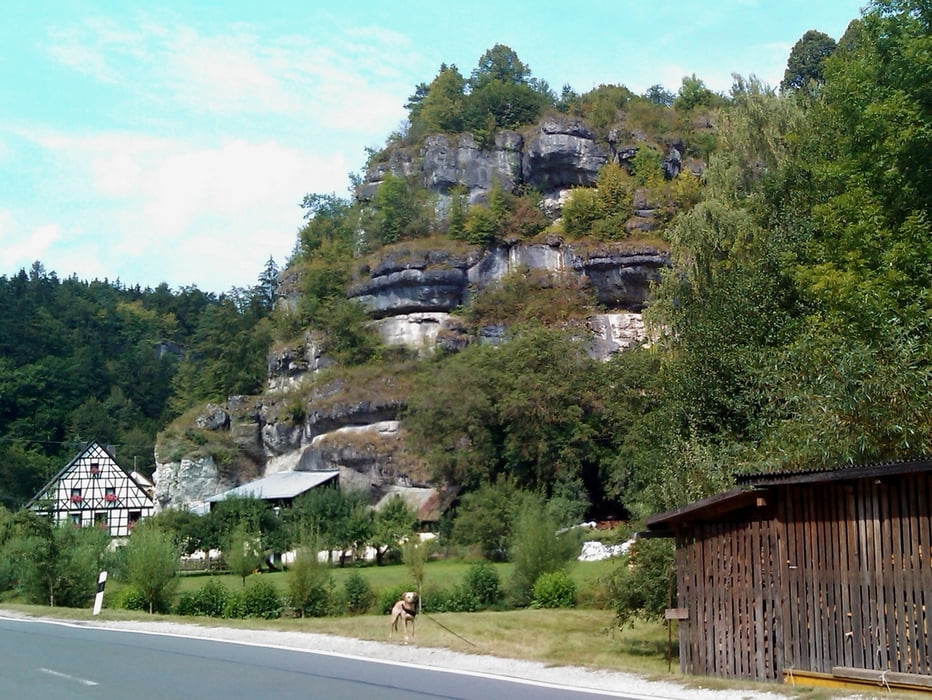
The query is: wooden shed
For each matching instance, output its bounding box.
[645,458,932,687]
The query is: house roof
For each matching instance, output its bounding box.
[645,457,932,536]
[206,470,339,503]
[644,487,766,535]
[735,456,932,486]
[27,439,153,508]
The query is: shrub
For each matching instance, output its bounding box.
[117,585,149,611]
[463,561,501,607]
[532,570,577,608]
[342,571,375,615]
[423,584,480,613]
[222,590,246,619]
[242,579,283,619]
[175,577,229,617]
[609,537,675,628]
[288,547,334,617]
[509,495,578,607]
[378,584,410,615]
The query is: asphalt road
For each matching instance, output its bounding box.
[0,616,638,699]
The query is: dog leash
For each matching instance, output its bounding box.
[422,612,478,647]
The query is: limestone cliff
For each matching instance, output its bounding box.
[153,117,677,513]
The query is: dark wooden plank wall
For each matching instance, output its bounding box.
[780,475,932,676]
[675,473,932,680]
[675,518,780,679]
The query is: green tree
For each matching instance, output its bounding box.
[469,44,531,90]
[673,74,717,112]
[781,29,837,93]
[413,65,466,135]
[371,495,417,565]
[124,522,179,613]
[372,174,427,245]
[451,477,520,559]
[644,84,675,107]
[402,538,431,611]
[609,538,675,627]
[287,540,333,618]
[508,494,578,607]
[223,521,263,586]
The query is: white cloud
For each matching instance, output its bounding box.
[44,13,413,132]
[0,218,62,269]
[9,123,351,290]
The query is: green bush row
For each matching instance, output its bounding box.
[137,560,578,620]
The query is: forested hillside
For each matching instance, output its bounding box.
[3,0,929,531]
[0,261,278,507]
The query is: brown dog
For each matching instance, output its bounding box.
[389,591,417,643]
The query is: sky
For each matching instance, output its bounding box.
[0,1,868,294]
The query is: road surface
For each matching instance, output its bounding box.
[0,615,644,699]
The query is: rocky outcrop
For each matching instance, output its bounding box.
[419,132,523,201]
[522,118,611,191]
[347,239,667,319]
[156,113,688,513]
[153,453,224,511]
[360,116,695,208]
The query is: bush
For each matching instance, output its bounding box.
[463,561,501,607]
[242,579,284,619]
[532,570,577,608]
[175,577,229,617]
[509,495,578,607]
[342,571,375,614]
[222,590,246,619]
[288,547,335,617]
[609,538,675,628]
[378,584,410,615]
[426,585,479,613]
[117,584,149,611]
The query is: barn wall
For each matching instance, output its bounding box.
[675,516,782,679]
[778,475,932,676]
[674,472,932,681]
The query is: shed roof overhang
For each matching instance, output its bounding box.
[643,487,767,537]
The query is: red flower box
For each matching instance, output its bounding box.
[105,493,116,503]
[70,494,83,503]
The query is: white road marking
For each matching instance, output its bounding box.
[39,667,99,686]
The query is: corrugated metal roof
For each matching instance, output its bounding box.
[206,470,339,502]
[735,457,932,486]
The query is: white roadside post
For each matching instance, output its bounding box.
[92,571,107,615]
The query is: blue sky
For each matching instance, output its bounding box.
[0,1,867,294]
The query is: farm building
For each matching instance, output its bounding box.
[645,458,932,690]
[205,469,340,510]
[27,440,154,536]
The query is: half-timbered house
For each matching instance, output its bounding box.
[644,458,932,690]
[28,440,154,537]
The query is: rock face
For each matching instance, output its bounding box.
[348,239,667,318]
[154,238,668,512]
[155,114,685,512]
[522,118,611,191]
[359,116,688,206]
[153,453,223,511]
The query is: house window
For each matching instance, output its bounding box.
[105,486,117,504]
[128,511,141,530]
[70,513,82,527]
[70,487,82,504]
[94,512,108,529]
[89,462,100,478]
